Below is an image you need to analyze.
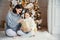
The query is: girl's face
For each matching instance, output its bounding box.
[25,13,30,18]
[16,8,22,14]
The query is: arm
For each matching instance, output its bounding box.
[30,19,37,31]
[6,13,19,28]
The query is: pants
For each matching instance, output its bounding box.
[6,29,34,37]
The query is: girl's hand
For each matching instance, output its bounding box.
[17,19,24,23]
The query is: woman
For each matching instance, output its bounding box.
[5,4,24,37]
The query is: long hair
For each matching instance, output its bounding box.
[13,4,24,14]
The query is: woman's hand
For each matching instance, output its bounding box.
[17,19,24,23]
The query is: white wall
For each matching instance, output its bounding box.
[48,0,60,39]
[48,0,53,34]
[53,0,60,34]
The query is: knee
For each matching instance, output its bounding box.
[6,29,17,37]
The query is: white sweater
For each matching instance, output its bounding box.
[24,17,36,31]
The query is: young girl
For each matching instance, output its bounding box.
[21,9,37,32]
[17,9,37,37]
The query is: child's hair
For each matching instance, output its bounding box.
[24,9,32,19]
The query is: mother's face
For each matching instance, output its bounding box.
[16,8,22,14]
